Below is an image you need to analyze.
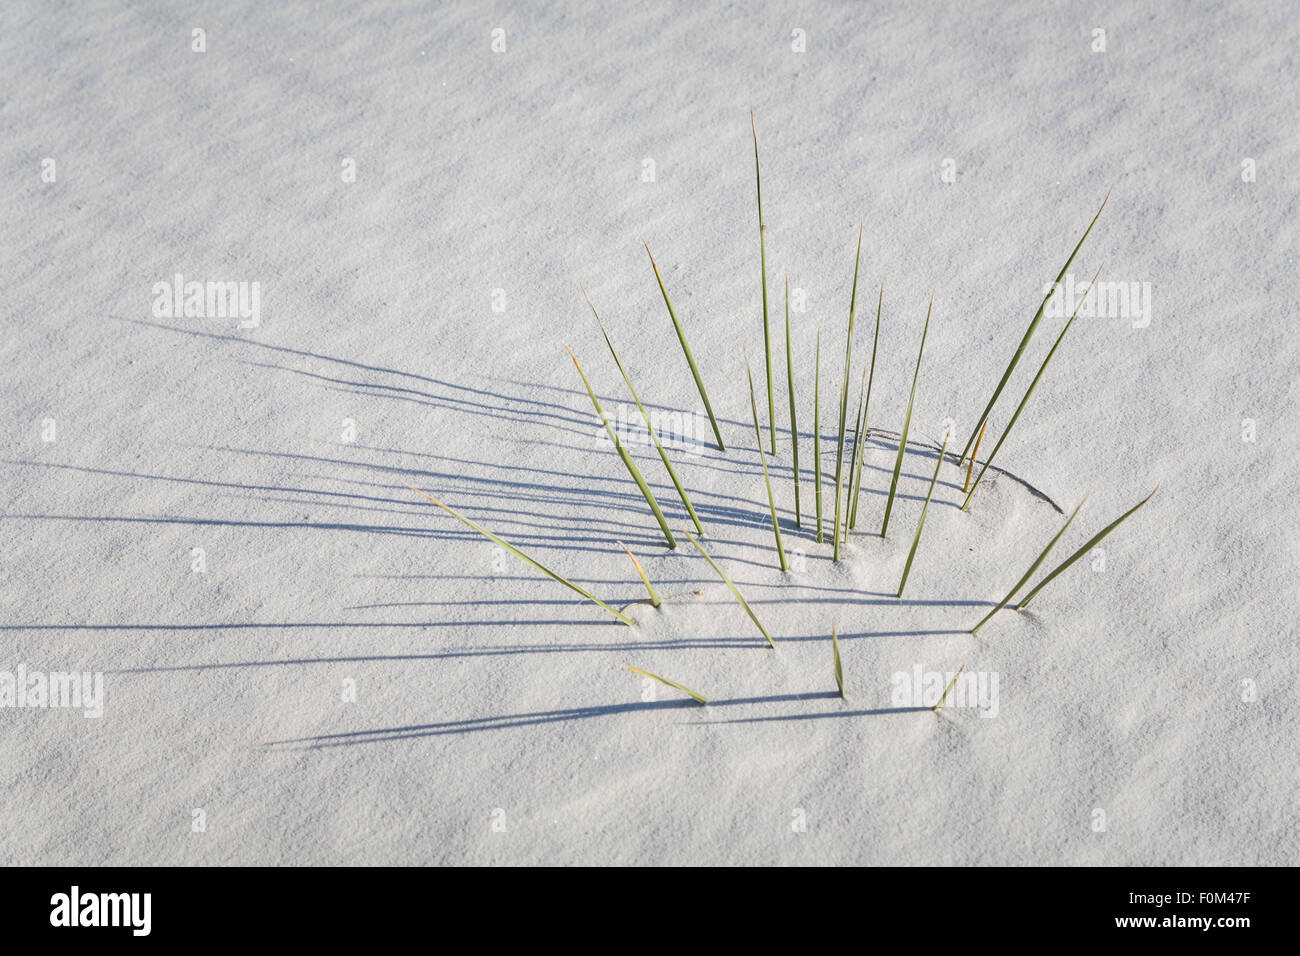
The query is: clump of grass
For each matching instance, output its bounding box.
[832,622,845,699]
[1015,487,1157,610]
[880,298,934,537]
[409,486,634,626]
[969,498,1086,634]
[626,666,707,704]
[684,529,775,648]
[814,326,823,543]
[745,348,788,571]
[784,272,801,525]
[963,265,1102,511]
[896,433,948,598]
[751,109,775,455]
[618,540,660,608]
[568,348,676,549]
[932,665,965,713]
[956,190,1110,469]
[849,282,883,529]
[832,226,864,561]
[582,284,705,535]
[645,243,725,451]
[963,418,988,493]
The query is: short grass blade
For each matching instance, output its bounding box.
[963,265,1102,511]
[832,623,845,699]
[583,285,705,535]
[833,226,864,560]
[618,540,660,608]
[896,435,948,598]
[1016,487,1157,610]
[645,243,725,451]
[963,418,988,493]
[684,529,775,648]
[626,666,707,704]
[568,348,677,549]
[784,272,801,525]
[849,282,883,528]
[932,665,965,712]
[881,298,934,537]
[745,348,788,571]
[814,326,823,543]
[752,108,775,455]
[970,497,1086,634]
[956,190,1110,468]
[409,486,634,626]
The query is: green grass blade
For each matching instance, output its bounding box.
[409,486,634,626]
[626,666,707,704]
[618,540,660,608]
[832,226,863,560]
[956,190,1110,468]
[582,285,705,535]
[745,349,788,571]
[842,365,866,543]
[963,265,1102,511]
[849,283,883,527]
[1016,486,1157,610]
[814,326,823,543]
[881,298,933,537]
[970,498,1086,634]
[784,273,800,526]
[684,529,774,648]
[832,623,845,699]
[752,109,775,455]
[896,435,948,597]
[932,665,965,712]
[645,243,725,451]
[569,348,677,549]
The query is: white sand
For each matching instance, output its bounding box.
[2,1,1296,865]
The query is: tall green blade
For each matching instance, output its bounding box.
[814,327,823,543]
[963,265,1102,510]
[645,243,725,451]
[569,348,677,549]
[752,109,775,455]
[842,366,866,544]
[684,530,775,648]
[956,190,1110,468]
[849,283,883,527]
[1016,487,1156,610]
[784,273,801,525]
[970,498,1086,634]
[881,298,933,537]
[583,285,705,535]
[832,226,863,561]
[896,436,947,598]
[745,349,788,571]
[409,486,634,626]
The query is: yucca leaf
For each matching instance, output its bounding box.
[745,348,788,571]
[881,298,933,537]
[970,497,1086,634]
[1016,487,1157,610]
[683,529,775,648]
[956,190,1110,468]
[896,435,948,598]
[569,348,677,549]
[409,486,634,626]
[832,226,863,560]
[582,285,705,535]
[626,666,707,704]
[963,265,1102,510]
[645,243,725,451]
